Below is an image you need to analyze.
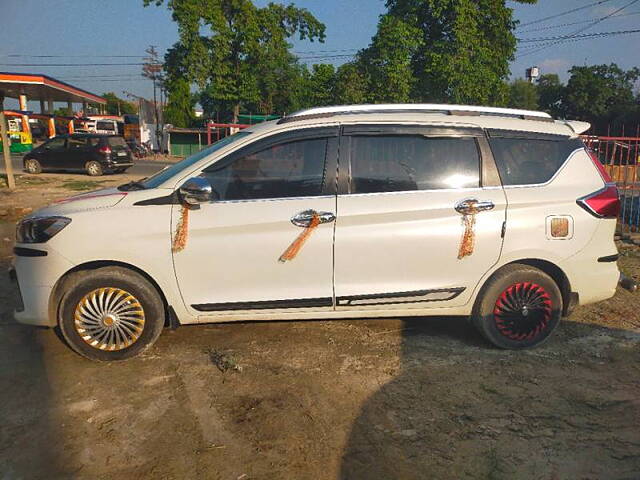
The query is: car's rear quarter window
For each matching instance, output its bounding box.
[488,135,584,186]
[107,136,128,148]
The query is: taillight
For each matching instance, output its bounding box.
[586,148,613,183]
[99,145,111,155]
[577,184,620,218]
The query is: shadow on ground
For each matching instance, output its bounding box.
[340,316,640,479]
[0,239,638,479]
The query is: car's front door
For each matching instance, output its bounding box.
[39,136,67,170]
[172,127,338,317]
[334,125,507,310]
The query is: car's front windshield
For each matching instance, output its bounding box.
[141,131,252,189]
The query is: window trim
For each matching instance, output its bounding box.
[487,133,585,188]
[486,128,572,140]
[339,126,487,195]
[201,127,339,201]
[499,148,584,189]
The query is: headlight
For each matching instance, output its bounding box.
[16,216,71,244]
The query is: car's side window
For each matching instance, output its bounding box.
[202,137,328,201]
[349,135,480,194]
[488,136,584,186]
[45,137,66,150]
[68,137,87,149]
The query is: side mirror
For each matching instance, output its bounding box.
[179,177,215,206]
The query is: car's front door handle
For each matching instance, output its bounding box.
[291,209,336,227]
[455,198,495,215]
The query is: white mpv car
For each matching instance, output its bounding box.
[11,104,625,361]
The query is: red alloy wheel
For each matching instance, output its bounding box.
[493,282,553,341]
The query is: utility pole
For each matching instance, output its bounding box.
[0,92,16,190]
[142,45,165,152]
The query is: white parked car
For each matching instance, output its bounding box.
[11,104,627,361]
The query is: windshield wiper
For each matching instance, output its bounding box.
[117,178,147,191]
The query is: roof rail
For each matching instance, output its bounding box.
[278,104,553,124]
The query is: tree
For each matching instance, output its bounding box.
[333,63,369,105]
[145,0,325,122]
[305,64,336,107]
[537,74,565,117]
[362,0,537,105]
[163,78,196,127]
[563,64,640,122]
[358,15,422,103]
[508,79,539,110]
[101,92,137,115]
[53,107,73,117]
[162,44,196,127]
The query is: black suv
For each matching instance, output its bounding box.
[23,134,134,176]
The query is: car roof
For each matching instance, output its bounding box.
[243,104,587,138]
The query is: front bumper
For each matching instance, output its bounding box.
[11,246,75,327]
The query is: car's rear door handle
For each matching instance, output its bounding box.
[455,198,495,215]
[291,209,336,227]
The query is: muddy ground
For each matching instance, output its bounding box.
[1,174,639,480]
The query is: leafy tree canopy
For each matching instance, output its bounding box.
[508,78,539,111]
[360,0,537,105]
[101,92,137,115]
[563,64,640,122]
[145,0,325,121]
[536,73,565,118]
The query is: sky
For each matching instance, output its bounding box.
[1,0,639,110]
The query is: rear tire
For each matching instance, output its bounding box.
[85,160,103,176]
[471,264,562,349]
[58,266,165,361]
[114,167,129,174]
[24,158,42,174]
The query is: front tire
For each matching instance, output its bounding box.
[58,266,164,361]
[471,264,562,349]
[85,160,103,176]
[24,158,42,174]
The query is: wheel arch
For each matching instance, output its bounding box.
[481,258,573,316]
[48,260,178,328]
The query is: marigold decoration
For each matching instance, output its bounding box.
[172,204,190,253]
[279,213,321,263]
[457,207,478,260]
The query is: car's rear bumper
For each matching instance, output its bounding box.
[561,256,619,305]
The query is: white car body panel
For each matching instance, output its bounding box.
[334,186,507,309]
[173,196,336,315]
[11,108,620,332]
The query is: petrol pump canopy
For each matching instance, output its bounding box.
[0,72,106,105]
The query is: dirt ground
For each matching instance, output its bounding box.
[1,174,639,480]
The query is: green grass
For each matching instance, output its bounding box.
[1,174,53,189]
[60,180,108,191]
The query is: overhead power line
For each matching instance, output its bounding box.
[517,11,640,33]
[0,54,146,58]
[0,62,144,67]
[517,30,640,57]
[519,0,640,57]
[518,0,615,27]
[292,48,358,54]
[518,27,640,43]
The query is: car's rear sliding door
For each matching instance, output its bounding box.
[333,125,507,311]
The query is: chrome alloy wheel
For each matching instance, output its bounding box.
[25,159,39,173]
[74,287,146,351]
[87,162,101,176]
